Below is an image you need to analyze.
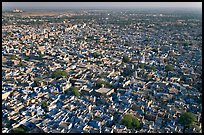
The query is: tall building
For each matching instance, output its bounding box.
[141,55,145,63]
[134,71,138,79]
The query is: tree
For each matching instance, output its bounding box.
[121,114,132,128]
[149,66,156,71]
[132,117,140,129]
[24,56,30,61]
[34,78,43,86]
[179,112,197,133]
[147,95,152,100]
[10,54,18,60]
[70,86,80,97]
[198,95,202,104]
[9,125,28,133]
[122,55,130,63]
[51,69,67,79]
[41,101,48,109]
[97,74,103,78]
[121,114,140,129]
[165,64,173,72]
[18,61,26,67]
[122,66,134,77]
[183,41,189,47]
[95,80,112,89]
[41,101,49,112]
[5,119,16,128]
[140,63,145,69]
[91,52,100,58]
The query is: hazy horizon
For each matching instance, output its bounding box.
[2,2,202,11]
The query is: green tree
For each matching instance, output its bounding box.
[91,52,100,58]
[24,56,30,61]
[41,101,48,109]
[140,63,145,69]
[122,65,134,77]
[5,119,16,128]
[70,86,80,97]
[121,114,132,128]
[121,114,140,129]
[51,69,67,79]
[198,95,202,104]
[18,61,26,67]
[34,78,43,86]
[122,55,130,63]
[97,74,103,78]
[10,54,18,60]
[149,66,156,71]
[147,95,152,100]
[183,41,189,47]
[165,64,173,72]
[95,80,112,89]
[132,117,140,129]
[10,125,28,133]
[179,112,197,133]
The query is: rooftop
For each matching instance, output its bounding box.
[95,88,112,94]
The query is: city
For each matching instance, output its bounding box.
[2,2,202,133]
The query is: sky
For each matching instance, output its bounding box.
[2,2,202,10]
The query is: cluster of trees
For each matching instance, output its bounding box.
[70,86,80,97]
[146,95,152,100]
[9,124,28,133]
[140,63,145,69]
[149,66,156,71]
[41,101,48,112]
[122,55,130,63]
[91,52,100,58]
[121,114,140,129]
[198,95,202,104]
[34,78,44,86]
[18,61,26,67]
[183,41,189,47]
[41,101,48,108]
[140,64,156,71]
[4,119,16,128]
[165,64,173,72]
[10,54,18,60]
[24,56,30,61]
[9,124,45,133]
[95,80,112,89]
[178,112,197,133]
[122,66,134,77]
[51,69,67,79]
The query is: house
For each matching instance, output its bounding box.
[81,86,93,95]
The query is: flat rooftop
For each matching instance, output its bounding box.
[95,88,112,94]
[2,91,12,100]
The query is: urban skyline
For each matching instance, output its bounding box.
[2,3,202,133]
[2,2,202,10]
